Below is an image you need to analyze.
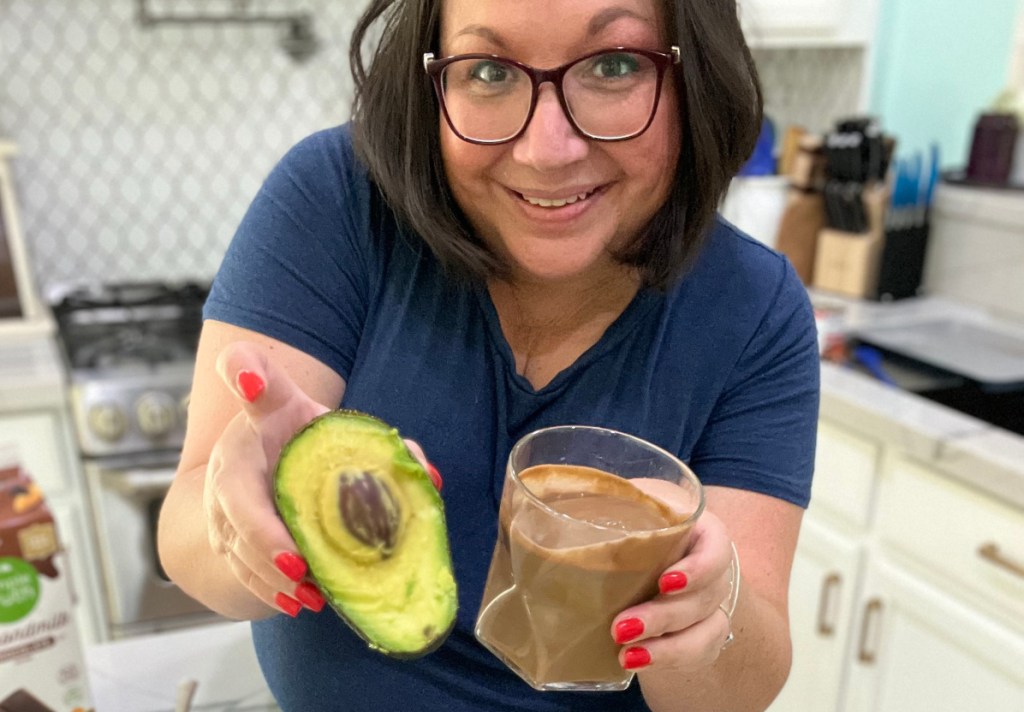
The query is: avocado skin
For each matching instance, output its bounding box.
[274,409,457,659]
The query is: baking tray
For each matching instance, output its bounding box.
[852,318,1024,388]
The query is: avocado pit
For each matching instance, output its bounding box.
[338,470,401,556]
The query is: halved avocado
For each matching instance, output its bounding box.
[274,410,457,657]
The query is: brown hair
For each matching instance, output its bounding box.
[349,0,763,290]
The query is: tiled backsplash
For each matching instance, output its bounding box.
[1,0,357,291]
[1,1,865,293]
[923,184,1024,323]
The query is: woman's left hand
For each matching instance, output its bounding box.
[610,478,736,673]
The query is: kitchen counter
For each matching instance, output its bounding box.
[0,333,67,411]
[821,361,1024,509]
[814,293,1024,510]
[86,621,278,711]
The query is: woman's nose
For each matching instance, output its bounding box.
[511,84,589,171]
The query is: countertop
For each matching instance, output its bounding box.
[812,293,1024,510]
[820,361,1024,509]
[86,621,278,711]
[0,332,68,411]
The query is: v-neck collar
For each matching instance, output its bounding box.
[473,283,662,397]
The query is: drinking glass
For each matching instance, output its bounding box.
[475,425,704,691]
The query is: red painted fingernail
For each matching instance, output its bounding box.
[294,582,326,613]
[275,592,302,618]
[237,370,265,402]
[274,552,307,582]
[659,571,688,594]
[623,646,651,670]
[614,618,645,644]
[426,463,443,491]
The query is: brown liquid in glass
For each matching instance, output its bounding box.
[477,464,693,688]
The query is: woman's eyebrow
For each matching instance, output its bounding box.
[449,24,508,51]
[448,7,653,52]
[588,7,654,35]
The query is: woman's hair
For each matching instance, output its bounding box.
[349,0,763,290]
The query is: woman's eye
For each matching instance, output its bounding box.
[591,54,640,79]
[470,61,511,83]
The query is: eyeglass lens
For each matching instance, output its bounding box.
[439,51,661,142]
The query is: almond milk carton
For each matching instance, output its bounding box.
[0,463,93,712]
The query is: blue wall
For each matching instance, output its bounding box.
[870,0,1020,167]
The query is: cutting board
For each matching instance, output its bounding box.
[853,318,1024,388]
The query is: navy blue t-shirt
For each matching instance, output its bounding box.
[204,124,820,711]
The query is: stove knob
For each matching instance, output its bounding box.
[87,402,128,442]
[136,392,178,439]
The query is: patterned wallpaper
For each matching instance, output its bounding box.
[1,0,866,294]
[1,0,358,292]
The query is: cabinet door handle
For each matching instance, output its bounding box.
[857,598,884,665]
[978,543,1024,579]
[817,573,842,636]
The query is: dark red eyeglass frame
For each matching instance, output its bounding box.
[422,46,681,145]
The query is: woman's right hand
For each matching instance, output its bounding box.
[201,341,443,618]
[205,342,331,617]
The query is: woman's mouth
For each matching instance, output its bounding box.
[508,185,607,221]
[518,188,600,208]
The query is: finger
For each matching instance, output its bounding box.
[211,463,301,586]
[610,514,732,645]
[619,607,731,673]
[222,548,292,614]
[222,548,314,618]
[403,439,443,491]
[222,523,325,613]
[215,341,321,423]
[206,417,305,586]
[205,432,321,614]
[656,511,732,598]
[612,583,727,646]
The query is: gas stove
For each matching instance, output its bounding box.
[51,281,224,639]
[51,282,208,459]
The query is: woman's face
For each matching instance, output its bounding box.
[438,0,681,285]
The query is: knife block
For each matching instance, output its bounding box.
[775,189,826,285]
[812,184,889,298]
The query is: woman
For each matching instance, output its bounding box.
[158,0,820,709]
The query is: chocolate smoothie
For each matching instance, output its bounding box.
[476,464,695,689]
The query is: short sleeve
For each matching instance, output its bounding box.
[689,259,821,508]
[203,126,377,380]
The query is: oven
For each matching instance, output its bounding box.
[52,282,223,640]
[84,455,219,637]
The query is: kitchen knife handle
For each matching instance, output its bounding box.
[978,542,1024,580]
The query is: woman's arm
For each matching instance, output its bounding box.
[620,485,802,712]
[157,320,346,619]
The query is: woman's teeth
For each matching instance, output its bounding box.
[521,190,594,208]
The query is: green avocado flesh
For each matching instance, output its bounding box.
[274,410,457,657]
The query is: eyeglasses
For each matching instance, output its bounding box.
[423,47,680,145]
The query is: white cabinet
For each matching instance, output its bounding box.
[769,419,875,712]
[807,419,879,533]
[742,0,848,34]
[740,0,878,47]
[843,558,1024,712]
[875,455,1024,630]
[770,517,861,712]
[772,419,1024,712]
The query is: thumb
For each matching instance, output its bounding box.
[215,341,313,421]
